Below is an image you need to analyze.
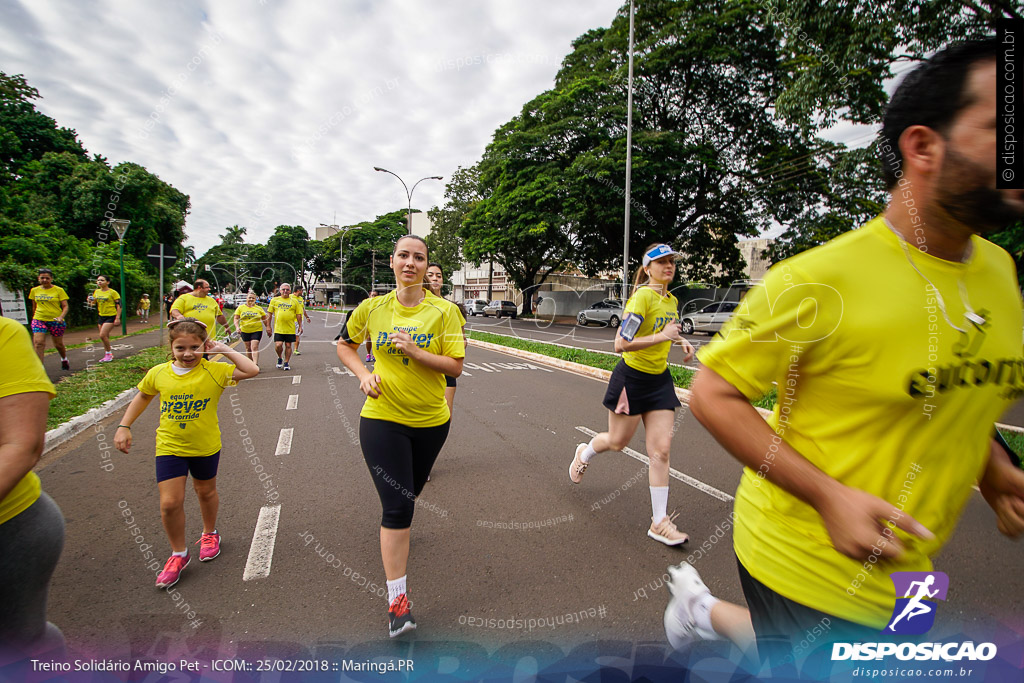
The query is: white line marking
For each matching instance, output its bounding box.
[292,375,301,385]
[275,428,294,455]
[286,394,299,410]
[575,426,734,502]
[243,504,281,581]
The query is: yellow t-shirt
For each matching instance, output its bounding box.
[93,288,120,316]
[171,293,222,336]
[140,298,151,311]
[343,290,466,427]
[268,296,303,335]
[234,304,266,333]
[137,359,237,457]
[698,216,1024,628]
[0,318,56,525]
[29,285,69,322]
[621,287,679,374]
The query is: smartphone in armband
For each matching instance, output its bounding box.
[995,429,1022,469]
[619,313,643,342]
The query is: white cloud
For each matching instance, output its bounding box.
[1,0,624,254]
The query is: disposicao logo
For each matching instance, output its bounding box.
[885,571,948,635]
[832,571,997,662]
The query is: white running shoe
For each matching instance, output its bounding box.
[648,512,689,546]
[568,443,588,484]
[663,561,720,649]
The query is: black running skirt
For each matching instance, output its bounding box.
[602,359,680,415]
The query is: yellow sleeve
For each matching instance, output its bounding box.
[440,303,466,359]
[267,299,278,315]
[112,290,120,303]
[209,360,238,388]
[343,301,370,345]
[697,263,843,400]
[58,287,69,302]
[0,319,56,399]
[137,364,163,396]
[296,301,305,317]
[28,287,37,301]
[171,295,188,314]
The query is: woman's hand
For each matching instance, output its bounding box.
[204,339,232,355]
[676,337,696,362]
[389,331,422,359]
[360,373,383,398]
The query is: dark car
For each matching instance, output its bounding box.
[483,300,517,319]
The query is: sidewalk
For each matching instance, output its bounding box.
[39,317,167,384]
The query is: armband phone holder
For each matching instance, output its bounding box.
[619,313,642,341]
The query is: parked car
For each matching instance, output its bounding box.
[679,301,739,335]
[463,299,488,316]
[577,300,624,327]
[483,300,517,319]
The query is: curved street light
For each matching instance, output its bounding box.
[373,167,443,232]
[320,223,363,307]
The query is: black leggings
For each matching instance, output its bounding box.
[360,417,450,529]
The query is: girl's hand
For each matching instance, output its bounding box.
[676,337,696,362]
[114,426,132,453]
[360,373,383,398]
[661,320,684,343]
[204,339,231,355]
[114,318,120,325]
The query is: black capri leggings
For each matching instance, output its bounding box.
[360,417,450,529]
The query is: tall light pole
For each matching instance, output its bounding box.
[622,0,636,301]
[373,167,443,232]
[109,218,131,335]
[321,223,362,306]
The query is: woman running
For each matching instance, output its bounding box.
[424,263,466,414]
[336,235,465,638]
[91,275,121,362]
[28,268,70,369]
[113,318,259,588]
[139,294,151,323]
[568,243,696,546]
[233,291,268,365]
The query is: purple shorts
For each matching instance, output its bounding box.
[31,319,66,337]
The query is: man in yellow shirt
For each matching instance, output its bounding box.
[666,39,1024,669]
[28,268,70,368]
[291,286,312,356]
[170,279,228,340]
[266,283,303,370]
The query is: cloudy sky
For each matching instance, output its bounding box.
[0,0,632,254]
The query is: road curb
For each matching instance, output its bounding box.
[43,386,137,454]
[467,338,774,419]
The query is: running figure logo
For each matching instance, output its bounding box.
[885,571,949,635]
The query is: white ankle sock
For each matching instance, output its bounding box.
[693,592,720,634]
[579,440,598,464]
[650,486,669,522]
[171,549,187,558]
[387,576,406,603]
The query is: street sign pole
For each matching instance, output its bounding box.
[110,219,131,336]
[159,244,165,344]
[147,243,178,347]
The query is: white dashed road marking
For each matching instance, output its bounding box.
[286,394,299,410]
[275,428,294,455]
[243,504,281,581]
[575,426,734,502]
[292,375,301,384]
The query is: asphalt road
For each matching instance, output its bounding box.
[31,310,1024,678]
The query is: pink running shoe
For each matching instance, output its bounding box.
[196,532,221,561]
[100,352,113,362]
[155,553,190,588]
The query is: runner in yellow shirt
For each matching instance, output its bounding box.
[0,317,65,653]
[170,279,228,340]
[90,275,121,362]
[291,287,312,356]
[139,294,151,323]
[336,234,465,638]
[266,283,303,370]
[665,40,1024,673]
[232,291,268,365]
[567,243,696,546]
[28,268,70,368]
[113,318,258,589]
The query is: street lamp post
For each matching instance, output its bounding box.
[373,167,443,233]
[109,218,131,335]
[321,223,362,307]
[622,0,636,301]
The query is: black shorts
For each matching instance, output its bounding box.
[155,451,221,483]
[445,375,457,388]
[602,359,680,415]
[240,330,263,342]
[97,315,117,325]
[273,333,296,343]
[736,556,878,672]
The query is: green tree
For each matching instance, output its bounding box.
[427,165,481,279]
[267,224,311,290]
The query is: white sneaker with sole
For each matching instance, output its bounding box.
[664,562,720,648]
[568,443,589,484]
[648,512,689,546]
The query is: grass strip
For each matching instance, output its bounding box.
[46,346,169,430]
[44,324,162,354]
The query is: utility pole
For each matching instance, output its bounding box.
[371,249,376,292]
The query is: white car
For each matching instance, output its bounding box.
[679,301,738,335]
[577,300,624,327]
